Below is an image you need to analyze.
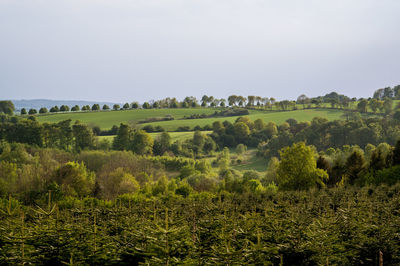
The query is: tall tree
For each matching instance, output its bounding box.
[383,98,393,115]
[132,130,154,155]
[91,104,100,111]
[228,95,238,106]
[345,150,365,184]
[297,94,309,109]
[112,124,132,150]
[357,99,368,113]
[392,139,400,166]
[276,142,328,190]
[60,105,70,112]
[153,132,171,155]
[50,106,59,112]
[72,122,94,151]
[28,108,37,115]
[0,101,15,115]
[39,107,48,114]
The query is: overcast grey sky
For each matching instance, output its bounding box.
[1,0,399,102]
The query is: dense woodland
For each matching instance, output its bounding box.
[1,88,400,264]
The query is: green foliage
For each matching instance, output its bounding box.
[344,149,366,185]
[54,161,95,197]
[100,167,140,199]
[72,122,94,151]
[1,186,400,264]
[36,107,346,131]
[236,143,247,155]
[0,101,15,115]
[0,161,18,196]
[112,123,132,150]
[131,130,154,155]
[277,142,328,190]
[39,107,48,114]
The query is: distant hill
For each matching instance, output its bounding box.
[10,99,119,111]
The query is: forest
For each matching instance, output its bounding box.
[1,88,400,264]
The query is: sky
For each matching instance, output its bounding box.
[1,0,400,103]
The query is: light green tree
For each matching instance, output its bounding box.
[277,142,328,190]
[100,167,139,199]
[132,130,154,155]
[54,161,95,197]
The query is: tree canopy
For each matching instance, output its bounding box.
[277,142,328,190]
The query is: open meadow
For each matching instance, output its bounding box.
[37,107,351,131]
[36,108,219,129]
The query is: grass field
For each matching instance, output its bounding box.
[230,149,268,172]
[146,109,347,131]
[37,107,351,131]
[36,108,219,129]
[98,131,212,143]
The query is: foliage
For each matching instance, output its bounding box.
[276,142,328,190]
[0,101,15,115]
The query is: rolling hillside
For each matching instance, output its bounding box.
[36,108,355,131]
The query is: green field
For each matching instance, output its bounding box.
[146,109,347,131]
[98,131,213,143]
[36,108,219,129]
[37,108,350,131]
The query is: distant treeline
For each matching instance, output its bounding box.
[1,84,399,116]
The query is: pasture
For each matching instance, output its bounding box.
[145,108,347,131]
[36,108,219,129]
[98,131,213,143]
[37,107,350,131]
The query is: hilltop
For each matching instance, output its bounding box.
[11,99,118,111]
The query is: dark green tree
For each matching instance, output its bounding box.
[345,150,365,184]
[392,139,400,166]
[153,132,171,155]
[50,106,59,112]
[71,105,80,111]
[383,98,393,115]
[132,130,154,155]
[60,105,70,112]
[357,99,368,113]
[142,102,151,109]
[112,124,132,150]
[72,122,94,151]
[28,108,37,115]
[0,101,15,115]
[39,107,48,114]
[91,104,100,111]
[193,131,205,154]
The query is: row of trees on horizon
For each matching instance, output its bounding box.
[1,84,399,116]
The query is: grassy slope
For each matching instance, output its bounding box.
[230,149,267,172]
[36,108,219,129]
[147,109,346,131]
[98,131,213,143]
[36,106,376,132]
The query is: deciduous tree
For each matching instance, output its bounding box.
[276,142,328,190]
